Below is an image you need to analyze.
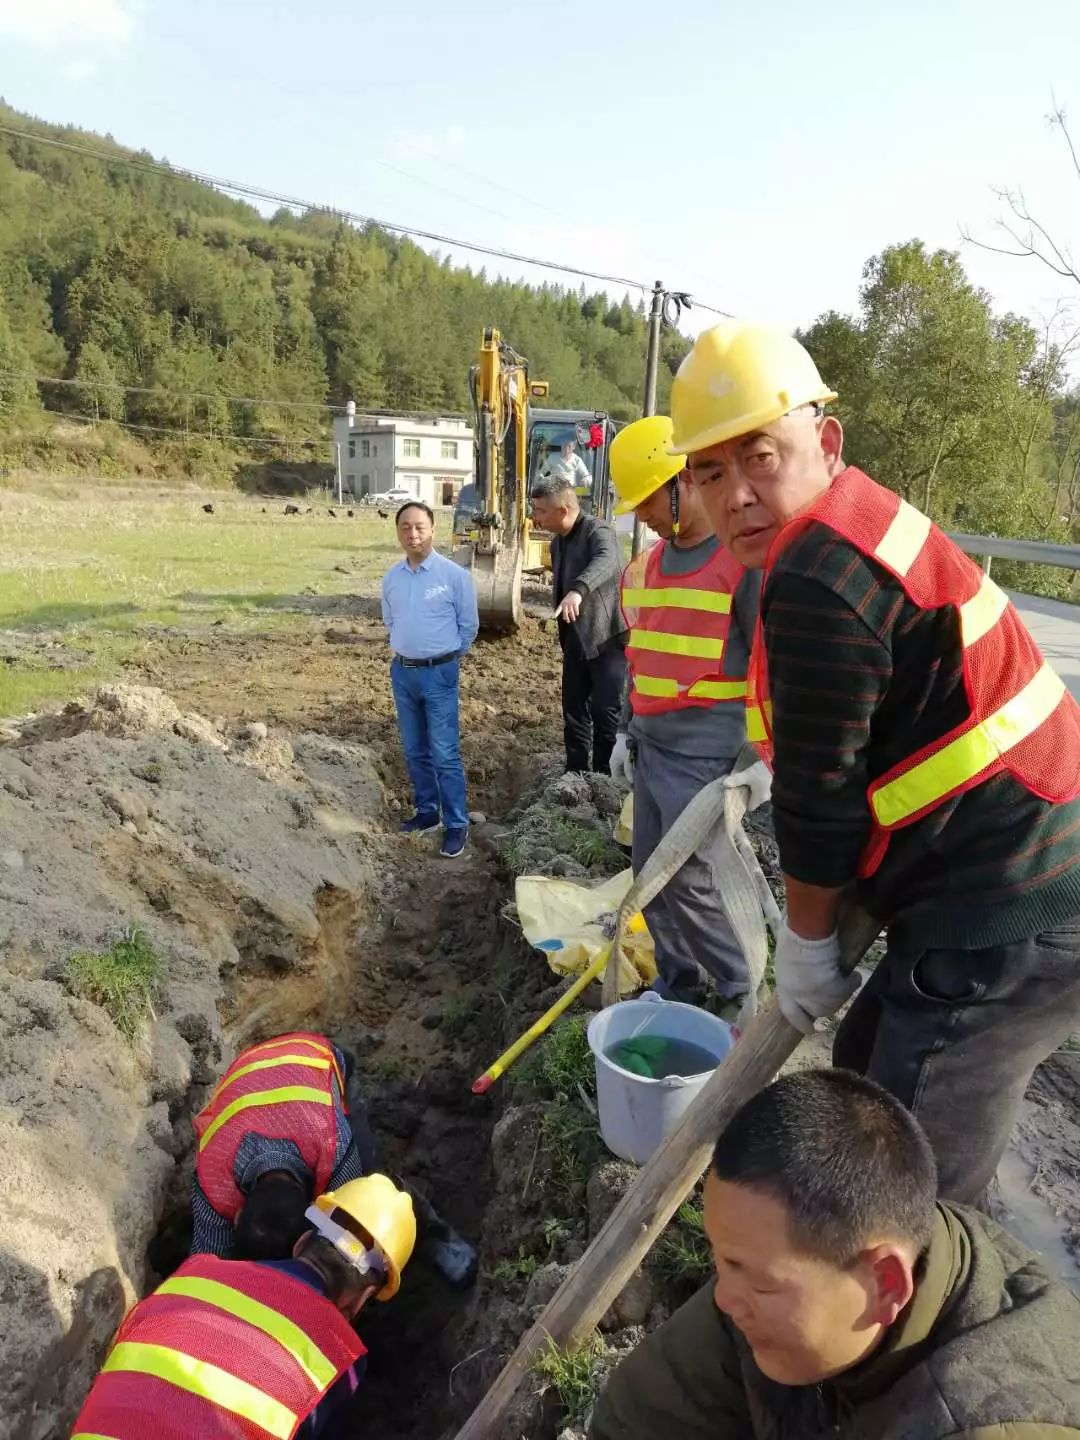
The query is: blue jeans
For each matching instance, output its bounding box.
[390,658,468,829]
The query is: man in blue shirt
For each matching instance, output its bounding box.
[381,501,479,858]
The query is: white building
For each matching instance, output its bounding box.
[332,411,474,507]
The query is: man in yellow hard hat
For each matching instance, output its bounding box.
[609,415,766,1007]
[669,319,1080,1204]
[72,1174,416,1439]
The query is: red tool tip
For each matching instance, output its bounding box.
[472,1075,493,1095]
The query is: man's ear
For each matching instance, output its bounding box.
[861,1243,915,1328]
[347,1282,380,1320]
[820,415,844,474]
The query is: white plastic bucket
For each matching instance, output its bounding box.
[587,992,734,1165]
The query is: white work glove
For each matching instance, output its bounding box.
[609,732,634,783]
[773,919,858,1034]
[552,590,583,623]
[722,759,772,812]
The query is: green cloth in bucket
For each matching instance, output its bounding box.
[607,1035,673,1078]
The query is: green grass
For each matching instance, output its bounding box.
[489,1247,540,1285]
[0,487,402,716]
[517,1015,594,1101]
[540,1101,600,1209]
[501,811,624,877]
[534,1333,606,1426]
[547,815,624,869]
[67,925,163,1040]
[542,1216,571,1251]
[656,1200,713,1286]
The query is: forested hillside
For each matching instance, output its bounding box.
[0,103,686,464]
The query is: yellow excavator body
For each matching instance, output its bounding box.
[454,328,544,632]
[454,328,616,632]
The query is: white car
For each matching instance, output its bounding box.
[370,487,417,507]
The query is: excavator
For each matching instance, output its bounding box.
[453,327,618,631]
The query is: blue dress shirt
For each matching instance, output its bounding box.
[381,549,479,659]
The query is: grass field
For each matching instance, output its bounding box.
[0,487,404,716]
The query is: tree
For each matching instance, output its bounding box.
[71,341,124,422]
[0,301,40,422]
[800,241,1074,597]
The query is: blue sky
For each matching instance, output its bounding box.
[1,0,1079,339]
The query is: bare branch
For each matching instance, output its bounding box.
[1048,102,1080,186]
[1003,188,1079,283]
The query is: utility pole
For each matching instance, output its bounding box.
[632,280,665,558]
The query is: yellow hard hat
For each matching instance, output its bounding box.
[610,415,686,515]
[669,320,837,456]
[309,1174,417,1301]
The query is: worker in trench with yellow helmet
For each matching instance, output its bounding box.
[609,415,768,1010]
[185,1028,476,1289]
[668,319,1080,1205]
[72,1174,416,1440]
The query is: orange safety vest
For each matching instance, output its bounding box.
[622,538,748,716]
[194,1032,344,1221]
[747,467,1080,876]
[71,1253,365,1440]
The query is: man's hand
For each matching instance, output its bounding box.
[552,590,583,623]
[722,759,771,811]
[609,732,634,783]
[773,919,858,1034]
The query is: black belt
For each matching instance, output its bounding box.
[394,650,459,669]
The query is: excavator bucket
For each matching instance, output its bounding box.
[459,544,523,633]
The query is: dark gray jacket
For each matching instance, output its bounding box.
[551,514,627,661]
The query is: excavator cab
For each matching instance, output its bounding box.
[528,410,617,521]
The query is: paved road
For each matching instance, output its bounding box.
[1011,592,1080,701]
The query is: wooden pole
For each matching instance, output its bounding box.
[452,904,880,1440]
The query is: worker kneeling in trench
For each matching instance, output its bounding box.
[190,1029,476,1288]
[590,1068,1080,1440]
[73,1175,414,1439]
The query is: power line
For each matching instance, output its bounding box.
[0,121,734,317]
[12,370,344,412]
[0,370,465,421]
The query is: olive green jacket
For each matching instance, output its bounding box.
[590,1204,1080,1440]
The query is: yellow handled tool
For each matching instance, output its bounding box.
[471,942,613,1095]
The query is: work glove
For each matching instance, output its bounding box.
[722,759,772,811]
[609,732,634,784]
[773,919,858,1034]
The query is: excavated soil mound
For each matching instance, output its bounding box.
[0,684,385,1439]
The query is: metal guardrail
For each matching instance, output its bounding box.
[949,532,1080,574]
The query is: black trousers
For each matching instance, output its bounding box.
[561,637,627,775]
[833,914,1080,1205]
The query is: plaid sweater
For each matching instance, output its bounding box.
[764,525,1080,947]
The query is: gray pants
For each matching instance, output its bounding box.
[631,740,750,1003]
[834,916,1080,1204]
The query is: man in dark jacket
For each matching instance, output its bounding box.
[532,474,628,774]
[591,1069,1080,1440]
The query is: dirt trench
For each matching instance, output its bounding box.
[0,596,574,1440]
[143,810,547,1440]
